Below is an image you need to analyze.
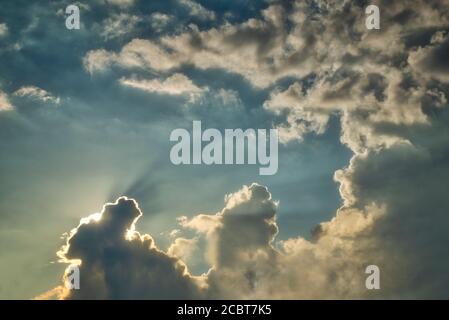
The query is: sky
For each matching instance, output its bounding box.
[0,0,449,299]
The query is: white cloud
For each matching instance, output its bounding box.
[14,86,60,104]
[43,197,205,299]
[83,39,179,74]
[120,73,205,97]
[105,0,134,7]
[100,13,141,40]
[0,91,13,111]
[178,183,387,299]
[83,49,116,74]
[167,237,199,263]
[150,13,173,32]
[179,0,215,20]
[81,0,449,153]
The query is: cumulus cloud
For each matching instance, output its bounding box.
[45,197,204,299]
[14,86,60,104]
[178,160,449,299]
[0,90,14,111]
[181,184,278,269]
[83,39,179,74]
[44,161,449,299]
[81,0,449,149]
[167,237,199,264]
[259,0,449,147]
[176,183,384,299]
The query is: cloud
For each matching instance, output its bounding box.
[46,197,204,299]
[408,31,449,82]
[119,73,206,98]
[0,23,8,38]
[14,86,60,104]
[44,158,449,299]
[177,183,381,299]
[81,5,293,87]
[150,13,173,32]
[167,237,199,263]
[0,91,14,111]
[256,0,449,151]
[83,49,115,74]
[100,13,142,40]
[181,184,278,268]
[105,0,135,7]
[179,0,215,20]
[184,158,449,299]
[80,0,449,148]
[83,39,179,74]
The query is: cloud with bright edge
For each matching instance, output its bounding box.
[119,73,205,97]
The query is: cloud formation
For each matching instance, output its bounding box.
[50,197,204,299]
[0,90,13,111]
[43,169,445,300]
[14,86,60,104]
[179,0,215,20]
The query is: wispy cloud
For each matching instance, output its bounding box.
[14,86,60,104]
[120,73,205,97]
[0,90,14,111]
